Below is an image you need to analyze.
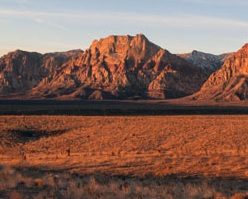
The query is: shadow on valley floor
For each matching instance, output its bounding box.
[1,165,248,199]
[1,100,248,115]
[4,129,68,144]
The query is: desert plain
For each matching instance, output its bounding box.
[1,103,248,198]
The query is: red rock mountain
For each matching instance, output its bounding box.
[0,34,208,100]
[194,43,248,101]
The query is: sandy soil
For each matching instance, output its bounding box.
[1,115,248,198]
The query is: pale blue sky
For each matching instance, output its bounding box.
[0,0,248,56]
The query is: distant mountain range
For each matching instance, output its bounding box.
[178,51,233,76]
[1,34,247,101]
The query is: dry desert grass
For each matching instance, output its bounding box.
[1,115,248,198]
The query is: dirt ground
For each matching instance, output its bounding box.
[1,115,248,198]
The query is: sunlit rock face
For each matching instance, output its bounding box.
[0,34,207,100]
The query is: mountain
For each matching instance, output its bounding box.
[0,49,82,97]
[193,43,248,101]
[0,34,207,99]
[0,34,210,100]
[31,34,207,99]
[0,50,42,94]
[178,50,232,76]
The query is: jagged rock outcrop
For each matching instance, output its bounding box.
[0,34,209,100]
[193,44,248,101]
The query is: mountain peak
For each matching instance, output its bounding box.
[178,50,228,76]
[88,34,161,62]
[241,43,248,49]
[89,34,151,50]
[6,49,27,57]
[133,33,149,41]
[191,50,208,57]
[192,50,199,55]
[236,43,248,57]
[3,49,42,61]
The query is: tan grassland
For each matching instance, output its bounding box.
[1,115,248,198]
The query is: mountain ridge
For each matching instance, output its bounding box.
[0,34,243,101]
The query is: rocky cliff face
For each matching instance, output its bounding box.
[194,44,248,101]
[0,34,208,100]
